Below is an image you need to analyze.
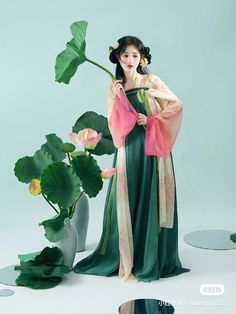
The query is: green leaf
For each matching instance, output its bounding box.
[137,89,145,103]
[41,133,66,162]
[55,21,88,84]
[15,273,62,289]
[137,89,152,115]
[55,40,85,84]
[15,247,70,289]
[70,151,87,158]
[40,162,81,207]
[72,111,115,155]
[14,150,53,183]
[70,21,87,52]
[230,233,236,243]
[72,155,103,197]
[32,246,64,265]
[109,46,114,53]
[62,142,76,153]
[18,251,41,262]
[39,208,69,242]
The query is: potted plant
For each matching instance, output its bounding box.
[14,111,116,269]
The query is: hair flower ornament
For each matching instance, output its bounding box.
[109,41,119,53]
[140,57,148,68]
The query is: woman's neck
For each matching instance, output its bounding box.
[123,71,142,82]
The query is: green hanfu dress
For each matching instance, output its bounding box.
[73,74,190,282]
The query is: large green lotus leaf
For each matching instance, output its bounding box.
[72,111,115,155]
[72,155,103,197]
[39,208,69,243]
[14,150,53,183]
[15,273,62,289]
[33,246,64,265]
[15,247,70,289]
[41,133,66,162]
[15,262,71,278]
[15,247,70,276]
[40,162,81,207]
[55,21,88,84]
[55,40,85,84]
[230,233,236,242]
[15,263,69,278]
[16,263,70,278]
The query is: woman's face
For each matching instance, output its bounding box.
[118,45,141,74]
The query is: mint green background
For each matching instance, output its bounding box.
[1,0,235,242]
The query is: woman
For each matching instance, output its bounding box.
[74,36,190,282]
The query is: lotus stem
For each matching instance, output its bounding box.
[86,58,116,81]
[69,190,85,219]
[42,193,59,214]
[67,153,72,165]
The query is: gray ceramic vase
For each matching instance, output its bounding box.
[55,217,77,269]
[70,193,89,252]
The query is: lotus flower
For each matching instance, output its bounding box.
[111,41,119,49]
[101,167,116,179]
[69,128,102,150]
[29,179,42,196]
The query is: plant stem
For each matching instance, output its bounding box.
[68,205,73,218]
[69,190,85,219]
[86,58,116,81]
[67,153,71,165]
[42,193,59,214]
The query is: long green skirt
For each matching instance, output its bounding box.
[73,87,190,282]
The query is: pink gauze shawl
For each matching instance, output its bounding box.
[106,74,183,281]
[109,84,183,157]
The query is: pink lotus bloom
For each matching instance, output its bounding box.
[69,128,102,150]
[101,167,116,179]
[111,41,119,49]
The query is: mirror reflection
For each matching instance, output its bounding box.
[118,298,174,314]
[184,230,236,250]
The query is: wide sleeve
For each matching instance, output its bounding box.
[145,75,183,157]
[107,85,138,148]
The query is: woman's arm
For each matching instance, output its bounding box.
[145,74,183,157]
[147,74,183,108]
[106,86,138,148]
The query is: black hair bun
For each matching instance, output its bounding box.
[109,50,119,64]
[143,46,152,65]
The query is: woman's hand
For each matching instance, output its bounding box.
[111,80,124,96]
[137,113,147,126]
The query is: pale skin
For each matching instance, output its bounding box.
[111,45,147,126]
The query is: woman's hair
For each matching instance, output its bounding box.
[109,36,152,83]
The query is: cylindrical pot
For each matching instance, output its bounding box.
[55,217,77,269]
[70,193,89,252]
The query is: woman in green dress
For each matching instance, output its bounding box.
[74,36,190,282]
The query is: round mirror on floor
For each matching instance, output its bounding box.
[0,265,19,286]
[118,298,174,314]
[0,289,15,297]
[183,230,236,250]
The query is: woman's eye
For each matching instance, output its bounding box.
[123,55,138,58]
